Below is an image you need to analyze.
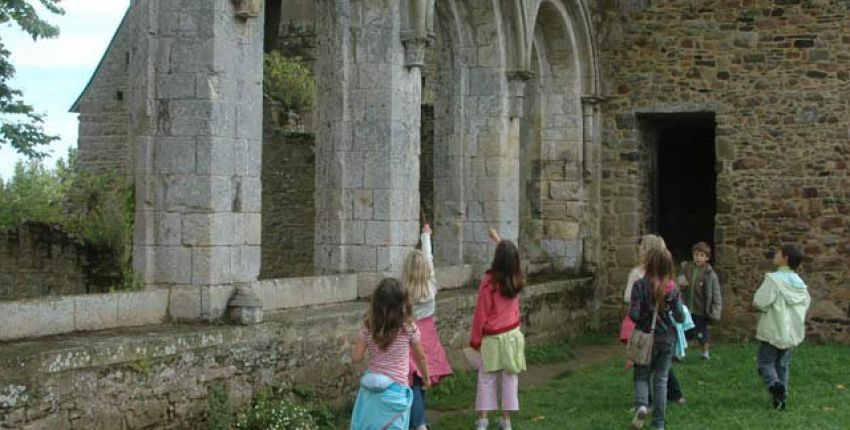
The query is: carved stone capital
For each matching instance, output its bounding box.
[231,0,262,20]
[581,95,606,107]
[507,70,533,118]
[401,31,434,69]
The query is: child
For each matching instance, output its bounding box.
[351,278,431,430]
[753,244,811,411]
[470,229,526,430]
[629,248,684,430]
[402,223,453,430]
[678,241,722,359]
[621,235,685,405]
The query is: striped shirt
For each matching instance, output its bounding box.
[360,323,421,385]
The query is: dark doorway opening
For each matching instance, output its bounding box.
[642,113,717,264]
[420,104,435,225]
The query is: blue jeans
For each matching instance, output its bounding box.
[757,341,792,390]
[410,376,427,428]
[634,341,674,429]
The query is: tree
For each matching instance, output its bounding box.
[0,0,65,158]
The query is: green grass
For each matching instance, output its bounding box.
[433,342,850,429]
[429,339,577,412]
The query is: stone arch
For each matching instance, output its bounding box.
[422,0,468,265]
[518,0,597,273]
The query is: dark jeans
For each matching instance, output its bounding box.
[667,367,683,401]
[410,375,427,428]
[686,315,710,346]
[757,341,792,391]
[634,341,674,429]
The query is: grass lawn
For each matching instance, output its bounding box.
[430,342,850,429]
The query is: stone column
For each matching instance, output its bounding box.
[133,0,263,320]
[314,1,423,294]
[581,95,604,329]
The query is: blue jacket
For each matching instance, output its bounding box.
[350,372,413,430]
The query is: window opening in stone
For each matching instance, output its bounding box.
[645,114,717,263]
[259,0,317,278]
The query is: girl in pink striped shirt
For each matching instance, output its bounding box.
[351,278,430,429]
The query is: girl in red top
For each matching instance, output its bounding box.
[470,229,526,430]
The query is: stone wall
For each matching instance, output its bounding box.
[0,278,593,429]
[261,130,316,278]
[72,8,132,175]
[0,223,120,300]
[595,0,850,338]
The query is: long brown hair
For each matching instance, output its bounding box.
[365,278,412,350]
[644,248,674,309]
[490,240,525,298]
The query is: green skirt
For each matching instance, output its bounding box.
[481,327,526,374]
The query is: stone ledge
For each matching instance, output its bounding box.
[0,290,168,342]
[0,277,592,383]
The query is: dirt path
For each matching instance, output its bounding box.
[428,342,622,423]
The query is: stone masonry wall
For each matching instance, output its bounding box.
[260,129,316,278]
[595,0,850,338]
[0,223,121,300]
[74,9,132,175]
[0,278,593,429]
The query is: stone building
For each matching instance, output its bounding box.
[0,0,845,428]
[70,0,848,337]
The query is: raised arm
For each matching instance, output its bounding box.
[488,228,501,244]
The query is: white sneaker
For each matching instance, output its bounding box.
[475,418,489,430]
[631,406,648,429]
[499,418,512,430]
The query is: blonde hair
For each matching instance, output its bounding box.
[638,234,667,267]
[402,249,432,302]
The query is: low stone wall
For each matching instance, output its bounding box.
[0,266,473,342]
[0,290,168,341]
[0,277,594,429]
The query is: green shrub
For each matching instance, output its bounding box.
[235,389,319,430]
[0,148,138,292]
[263,52,315,113]
[207,383,233,430]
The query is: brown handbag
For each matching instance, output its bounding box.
[626,306,658,366]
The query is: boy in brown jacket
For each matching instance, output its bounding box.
[678,242,722,359]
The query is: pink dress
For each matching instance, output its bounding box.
[409,316,453,385]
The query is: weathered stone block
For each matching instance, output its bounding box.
[253,274,358,309]
[435,264,473,289]
[154,246,192,284]
[342,245,377,271]
[0,297,74,341]
[357,271,395,298]
[545,221,581,240]
[74,294,118,332]
[181,213,234,246]
[169,285,202,321]
[192,247,232,285]
[116,290,169,327]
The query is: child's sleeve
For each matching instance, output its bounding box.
[469,278,492,349]
[752,275,776,312]
[421,232,438,298]
[628,280,643,323]
[708,271,722,321]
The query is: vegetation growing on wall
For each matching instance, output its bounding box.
[0,148,140,291]
[263,52,315,114]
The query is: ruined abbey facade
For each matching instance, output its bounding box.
[73,0,850,335]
